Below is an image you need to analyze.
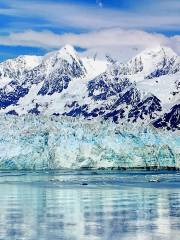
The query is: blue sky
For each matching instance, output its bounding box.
[0,0,180,61]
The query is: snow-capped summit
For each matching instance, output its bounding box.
[126,46,180,78]
[57,44,80,63]
[42,44,84,69]
[23,45,87,95]
[0,55,42,88]
[0,45,88,110]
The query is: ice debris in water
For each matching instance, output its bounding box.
[0,114,179,170]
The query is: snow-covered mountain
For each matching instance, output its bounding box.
[122,46,180,78]
[0,45,179,131]
[0,55,42,88]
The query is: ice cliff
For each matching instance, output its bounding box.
[0,115,179,170]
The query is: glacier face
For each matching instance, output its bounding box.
[0,115,179,170]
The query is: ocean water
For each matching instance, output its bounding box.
[0,170,180,240]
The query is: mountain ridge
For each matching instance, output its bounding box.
[0,45,179,131]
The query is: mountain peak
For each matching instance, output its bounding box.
[57,44,78,62]
[137,45,177,59]
[60,44,76,54]
[0,54,42,88]
[0,54,42,70]
[127,45,179,76]
[41,45,81,69]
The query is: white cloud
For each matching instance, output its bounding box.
[0,0,179,62]
[0,28,179,61]
[0,0,180,31]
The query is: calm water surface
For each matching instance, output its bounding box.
[0,170,180,240]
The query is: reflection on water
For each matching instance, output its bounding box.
[0,171,180,240]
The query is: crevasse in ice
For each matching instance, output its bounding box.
[0,115,179,170]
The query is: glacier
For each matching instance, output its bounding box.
[0,45,179,170]
[0,115,179,170]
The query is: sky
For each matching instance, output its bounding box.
[0,0,180,61]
